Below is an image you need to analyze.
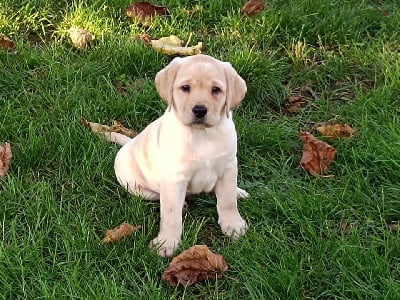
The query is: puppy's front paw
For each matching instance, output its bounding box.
[219,216,247,239]
[149,235,181,257]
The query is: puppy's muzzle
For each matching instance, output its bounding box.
[192,105,207,119]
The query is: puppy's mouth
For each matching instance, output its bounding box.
[191,119,206,130]
[190,118,212,130]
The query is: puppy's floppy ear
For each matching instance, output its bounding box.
[223,62,247,117]
[155,57,183,109]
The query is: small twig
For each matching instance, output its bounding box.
[185,32,193,47]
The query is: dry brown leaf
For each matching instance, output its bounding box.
[387,221,399,233]
[127,1,169,26]
[182,6,201,17]
[0,35,16,52]
[137,33,152,46]
[316,124,357,139]
[162,245,228,286]
[0,142,12,177]
[115,78,144,95]
[377,7,390,17]
[80,118,137,138]
[299,131,337,176]
[102,223,142,243]
[68,27,95,49]
[151,35,202,56]
[285,86,316,114]
[242,0,265,17]
[287,95,307,113]
[339,221,359,231]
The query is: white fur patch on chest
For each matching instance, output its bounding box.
[187,168,217,194]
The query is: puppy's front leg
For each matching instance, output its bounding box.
[215,166,247,238]
[149,183,186,257]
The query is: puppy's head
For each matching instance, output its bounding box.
[155,54,247,129]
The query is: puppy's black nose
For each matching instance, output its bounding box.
[192,105,207,118]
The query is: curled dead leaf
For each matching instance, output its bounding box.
[287,95,307,113]
[387,221,400,233]
[242,0,265,17]
[127,1,169,26]
[316,124,357,139]
[299,131,337,176]
[151,35,202,56]
[339,221,359,231]
[137,33,152,46]
[0,142,12,177]
[80,118,137,138]
[102,223,142,243]
[115,77,144,95]
[182,5,201,17]
[285,86,316,114]
[162,245,228,286]
[68,27,95,49]
[0,35,16,52]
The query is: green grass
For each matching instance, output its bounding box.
[1,0,400,298]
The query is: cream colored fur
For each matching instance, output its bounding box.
[112,54,248,257]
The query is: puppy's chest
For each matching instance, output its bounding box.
[186,156,230,194]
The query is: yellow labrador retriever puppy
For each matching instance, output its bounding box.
[112,54,248,257]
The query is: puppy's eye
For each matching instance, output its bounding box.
[180,85,190,92]
[212,86,221,95]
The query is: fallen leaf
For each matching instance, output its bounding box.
[242,0,265,17]
[127,1,169,26]
[301,86,318,100]
[154,35,183,47]
[316,124,357,139]
[299,131,337,176]
[286,86,316,114]
[151,35,202,56]
[68,27,95,49]
[339,221,359,231]
[182,5,201,16]
[387,221,399,233]
[0,35,16,52]
[0,142,12,177]
[137,33,152,46]
[162,245,228,286]
[287,95,307,113]
[80,118,137,138]
[377,7,390,17]
[115,78,144,95]
[102,223,142,243]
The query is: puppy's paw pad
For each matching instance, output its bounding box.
[149,236,180,257]
[236,187,249,199]
[220,217,247,239]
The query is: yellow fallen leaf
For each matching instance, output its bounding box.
[68,27,95,49]
[153,35,183,47]
[151,35,202,56]
[316,124,357,139]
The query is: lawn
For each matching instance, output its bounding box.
[1,0,400,298]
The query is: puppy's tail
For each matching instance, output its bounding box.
[99,132,131,146]
[80,118,133,146]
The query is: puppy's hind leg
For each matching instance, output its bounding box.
[114,145,159,201]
